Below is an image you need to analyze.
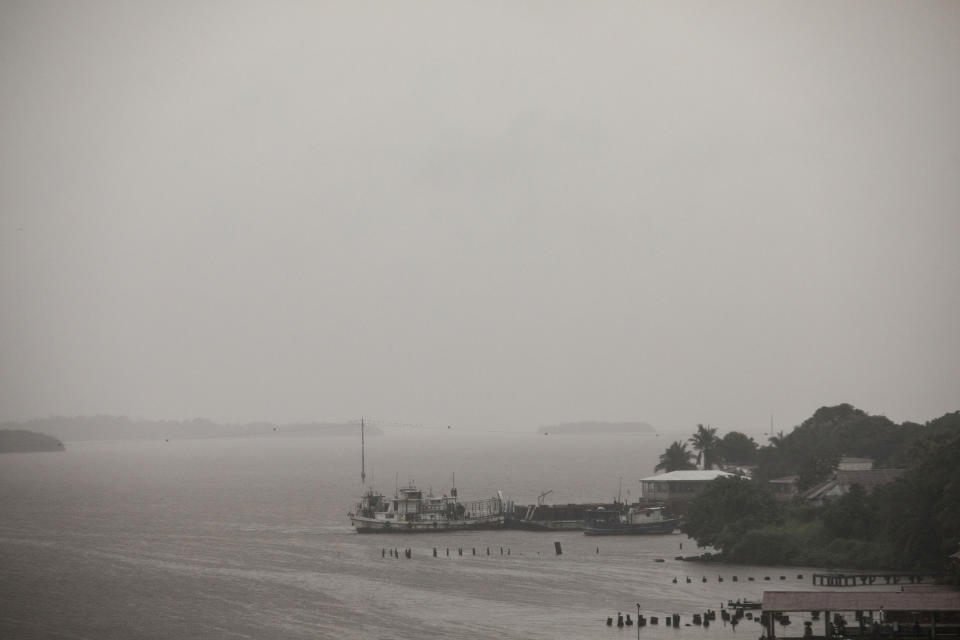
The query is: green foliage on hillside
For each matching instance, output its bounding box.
[754,404,921,488]
[680,408,960,572]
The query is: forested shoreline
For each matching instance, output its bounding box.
[657,405,960,575]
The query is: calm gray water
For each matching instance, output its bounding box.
[1,431,840,639]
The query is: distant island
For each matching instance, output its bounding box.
[537,421,656,435]
[0,416,383,443]
[0,429,65,453]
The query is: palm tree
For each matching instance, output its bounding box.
[689,424,719,470]
[655,441,697,472]
[767,430,786,449]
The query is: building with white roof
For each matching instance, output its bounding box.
[638,470,739,504]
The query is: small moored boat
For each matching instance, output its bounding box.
[583,505,681,535]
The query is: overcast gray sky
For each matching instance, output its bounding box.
[1,1,958,434]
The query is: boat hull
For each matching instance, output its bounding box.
[505,503,619,531]
[507,519,584,531]
[583,518,681,535]
[351,515,505,533]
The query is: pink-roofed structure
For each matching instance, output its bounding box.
[761,588,960,639]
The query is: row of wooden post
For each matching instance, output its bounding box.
[381,541,571,558]
[673,574,804,583]
[382,546,512,558]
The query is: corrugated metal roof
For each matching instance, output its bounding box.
[801,469,906,501]
[639,470,737,482]
[801,478,840,500]
[837,468,905,490]
[762,590,960,612]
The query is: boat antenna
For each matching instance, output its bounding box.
[360,417,366,485]
[617,476,623,503]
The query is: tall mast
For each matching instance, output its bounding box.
[361,417,366,484]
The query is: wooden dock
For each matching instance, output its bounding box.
[811,572,941,586]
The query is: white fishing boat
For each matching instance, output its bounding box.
[349,483,506,533]
[347,419,505,533]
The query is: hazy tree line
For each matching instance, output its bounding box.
[0,415,381,441]
[663,406,960,574]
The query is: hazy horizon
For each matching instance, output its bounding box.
[2,2,958,433]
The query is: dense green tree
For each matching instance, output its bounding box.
[715,431,758,466]
[689,424,719,469]
[681,477,782,552]
[754,431,792,481]
[797,452,841,490]
[874,429,960,570]
[821,484,872,539]
[655,441,697,472]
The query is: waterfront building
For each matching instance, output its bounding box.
[638,469,738,505]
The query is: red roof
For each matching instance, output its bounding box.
[763,590,960,612]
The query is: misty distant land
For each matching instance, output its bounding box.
[0,429,65,453]
[0,416,382,443]
[537,421,656,435]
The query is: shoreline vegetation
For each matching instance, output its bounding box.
[0,416,383,443]
[0,429,65,453]
[659,405,960,579]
